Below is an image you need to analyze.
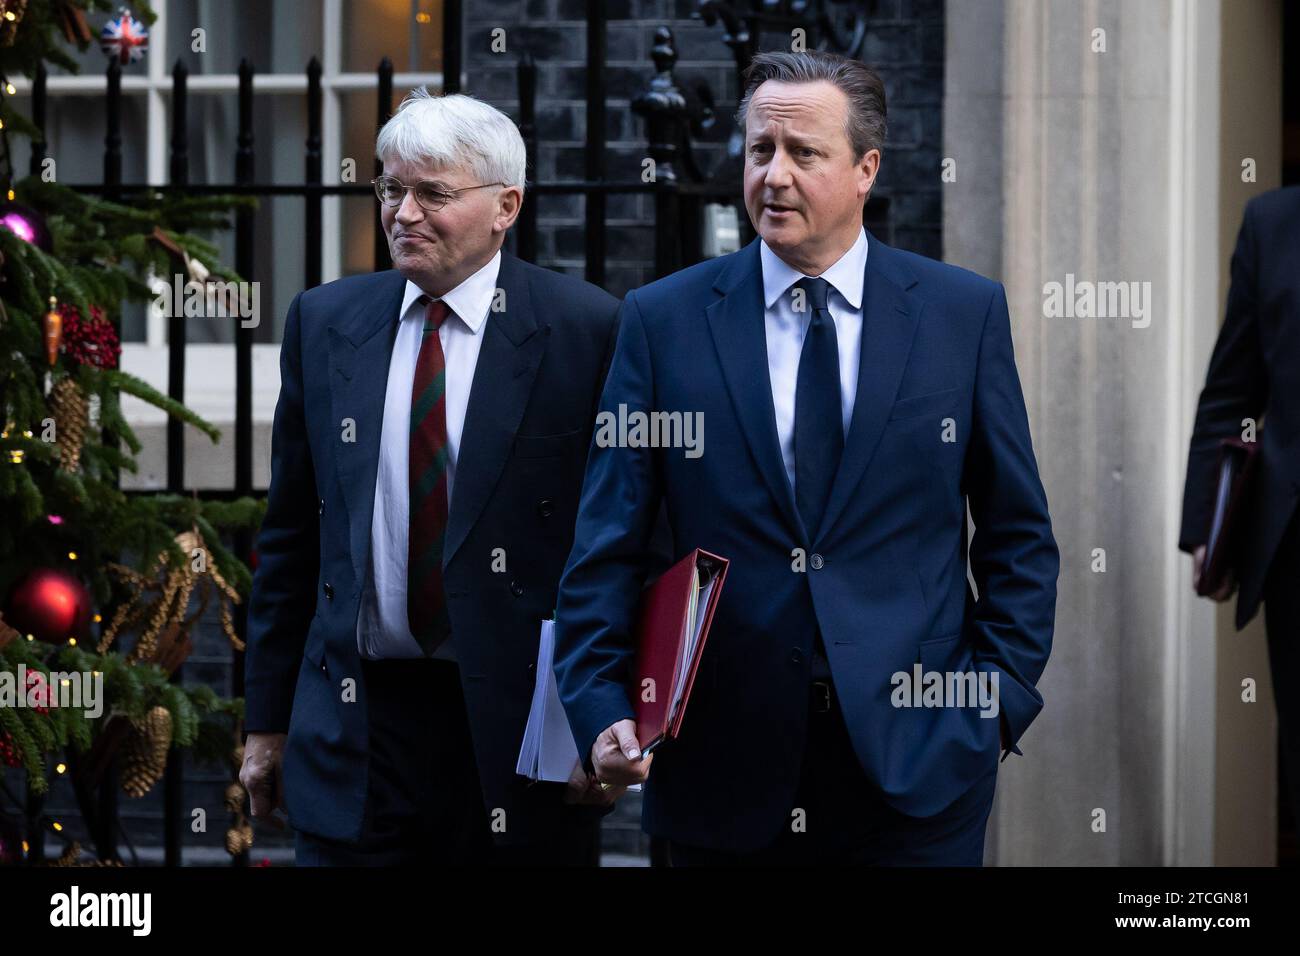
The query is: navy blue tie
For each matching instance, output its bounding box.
[793,276,843,540]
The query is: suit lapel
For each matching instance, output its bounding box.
[814,235,922,541]
[442,251,548,569]
[706,239,805,540]
[327,270,407,589]
[706,234,924,546]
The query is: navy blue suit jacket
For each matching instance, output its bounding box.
[554,234,1059,851]
[245,252,619,845]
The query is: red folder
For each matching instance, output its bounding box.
[1198,436,1259,596]
[631,548,729,753]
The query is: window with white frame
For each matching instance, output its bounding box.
[8,0,444,488]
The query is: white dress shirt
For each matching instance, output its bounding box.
[357,249,501,660]
[760,227,868,496]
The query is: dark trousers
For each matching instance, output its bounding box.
[1265,508,1300,831]
[670,682,998,866]
[294,658,599,866]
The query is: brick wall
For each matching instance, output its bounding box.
[467,0,945,298]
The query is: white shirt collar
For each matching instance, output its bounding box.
[399,248,502,333]
[760,227,869,311]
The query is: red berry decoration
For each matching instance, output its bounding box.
[59,303,121,370]
[0,733,20,768]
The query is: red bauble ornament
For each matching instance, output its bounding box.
[2,568,93,644]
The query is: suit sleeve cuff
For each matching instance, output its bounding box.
[999,711,1023,761]
[976,659,1039,759]
[242,675,295,734]
[569,687,637,777]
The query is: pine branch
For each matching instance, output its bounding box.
[89,381,143,455]
[0,706,46,793]
[94,369,222,443]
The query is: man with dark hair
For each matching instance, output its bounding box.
[1180,186,1300,830]
[554,51,1059,865]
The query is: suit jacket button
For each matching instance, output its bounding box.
[510,580,524,597]
[810,553,824,570]
[323,583,334,600]
[790,648,803,665]
[319,498,325,515]
[538,498,554,518]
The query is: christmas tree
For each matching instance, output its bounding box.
[0,1,264,865]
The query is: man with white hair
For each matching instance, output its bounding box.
[240,88,623,865]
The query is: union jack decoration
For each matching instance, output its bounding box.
[99,8,149,66]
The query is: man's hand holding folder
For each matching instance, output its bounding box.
[1192,544,1237,602]
[587,549,729,790]
[591,719,654,788]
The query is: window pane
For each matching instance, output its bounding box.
[343,0,442,73]
[8,93,149,184]
[167,0,324,75]
[342,193,383,277]
[163,93,308,345]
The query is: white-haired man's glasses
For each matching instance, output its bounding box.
[371,176,506,212]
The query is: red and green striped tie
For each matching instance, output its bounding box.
[407,295,452,655]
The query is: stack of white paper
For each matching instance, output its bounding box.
[516,619,580,782]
